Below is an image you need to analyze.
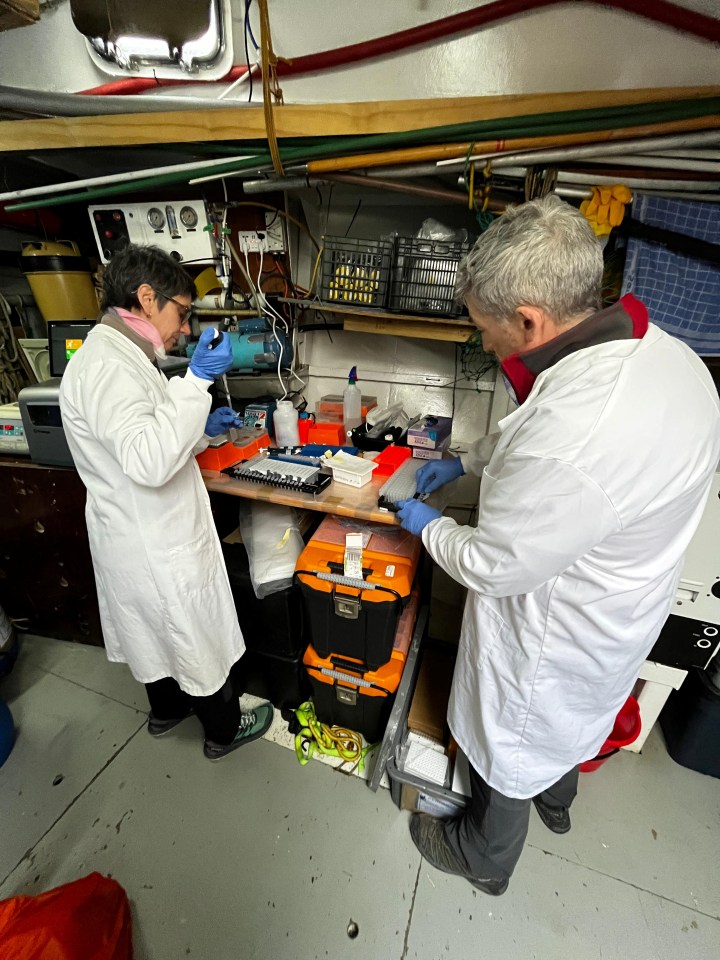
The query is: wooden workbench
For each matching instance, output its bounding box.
[202,469,401,526]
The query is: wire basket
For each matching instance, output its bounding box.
[389,237,472,317]
[320,236,393,308]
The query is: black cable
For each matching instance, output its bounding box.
[344,199,362,237]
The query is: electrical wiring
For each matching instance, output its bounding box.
[78,1,720,98]
[226,235,263,315]
[229,202,321,251]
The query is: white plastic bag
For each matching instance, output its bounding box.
[237,502,305,599]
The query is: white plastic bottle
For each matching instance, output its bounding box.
[343,366,362,439]
[273,400,300,447]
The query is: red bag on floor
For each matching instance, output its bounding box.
[0,872,133,959]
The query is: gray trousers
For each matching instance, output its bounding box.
[445,763,579,883]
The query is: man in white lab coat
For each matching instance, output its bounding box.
[396,196,720,895]
[60,244,273,761]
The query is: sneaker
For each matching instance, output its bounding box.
[203,703,274,760]
[409,813,509,896]
[532,798,571,834]
[147,708,194,737]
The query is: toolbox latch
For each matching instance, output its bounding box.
[334,594,361,619]
[336,686,357,706]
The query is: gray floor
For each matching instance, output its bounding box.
[1,635,718,960]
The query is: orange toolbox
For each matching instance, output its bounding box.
[196,429,269,471]
[303,589,419,742]
[295,515,421,671]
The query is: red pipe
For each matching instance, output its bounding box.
[79,0,720,97]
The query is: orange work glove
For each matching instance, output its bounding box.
[581,184,632,237]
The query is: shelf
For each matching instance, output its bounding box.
[283,298,475,344]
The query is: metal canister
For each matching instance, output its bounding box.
[20,240,99,323]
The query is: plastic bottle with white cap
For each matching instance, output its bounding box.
[343,366,362,440]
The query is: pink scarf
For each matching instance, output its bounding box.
[114,307,164,352]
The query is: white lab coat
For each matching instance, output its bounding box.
[59,320,245,696]
[423,323,720,798]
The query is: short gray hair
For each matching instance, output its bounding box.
[456,196,603,324]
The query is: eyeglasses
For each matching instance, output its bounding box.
[154,288,194,324]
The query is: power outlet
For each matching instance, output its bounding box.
[238,230,266,253]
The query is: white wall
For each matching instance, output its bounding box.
[0,0,718,97]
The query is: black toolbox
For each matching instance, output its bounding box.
[295,515,421,671]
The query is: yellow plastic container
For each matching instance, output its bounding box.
[21,241,99,323]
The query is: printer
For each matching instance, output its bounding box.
[18,378,74,467]
[650,469,720,671]
[16,320,95,468]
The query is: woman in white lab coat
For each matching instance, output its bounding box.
[396,197,720,894]
[59,244,273,760]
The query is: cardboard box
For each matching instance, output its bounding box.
[0,0,39,31]
[407,644,455,743]
[408,415,452,450]
[411,436,451,460]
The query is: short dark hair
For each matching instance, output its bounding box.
[100,243,197,312]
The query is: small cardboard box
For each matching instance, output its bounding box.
[408,416,452,450]
[407,644,455,743]
[411,436,451,461]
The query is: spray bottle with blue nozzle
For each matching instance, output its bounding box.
[343,366,362,440]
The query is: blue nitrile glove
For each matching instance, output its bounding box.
[396,499,442,537]
[205,406,243,437]
[188,327,233,380]
[415,456,464,495]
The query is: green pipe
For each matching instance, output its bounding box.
[6,97,718,212]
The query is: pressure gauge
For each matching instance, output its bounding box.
[179,205,199,229]
[147,207,165,230]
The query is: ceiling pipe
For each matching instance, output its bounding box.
[78,0,720,98]
[435,130,720,172]
[0,85,241,117]
[0,152,267,204]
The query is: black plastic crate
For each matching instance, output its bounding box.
[233,648,311,711]
[388,237,472,317]
[320,236,393,308]
[222,542,306,658]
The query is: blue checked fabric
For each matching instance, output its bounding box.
[621,195,720,355]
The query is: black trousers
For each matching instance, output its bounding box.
[445,763,579,884]
[145,673,241,745]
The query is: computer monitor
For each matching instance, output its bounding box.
[47,320,96,378]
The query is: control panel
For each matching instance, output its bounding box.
[88,201,216,264]
[0,402,30,455]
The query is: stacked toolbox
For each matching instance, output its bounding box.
[295,515,421,741]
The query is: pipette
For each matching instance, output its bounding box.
[208,328,233,408]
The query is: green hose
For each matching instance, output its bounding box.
[6,96,718,211]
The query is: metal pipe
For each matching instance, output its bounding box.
[460,168,720,192]
[556,172,719,191]
[436,129,720,172]
[242,176,321,194]
[321,173,475,205]
[0,84,245,117]
[556,155,720,173]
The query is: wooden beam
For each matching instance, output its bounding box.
[1,87,718,153]
[344,317,473,343]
